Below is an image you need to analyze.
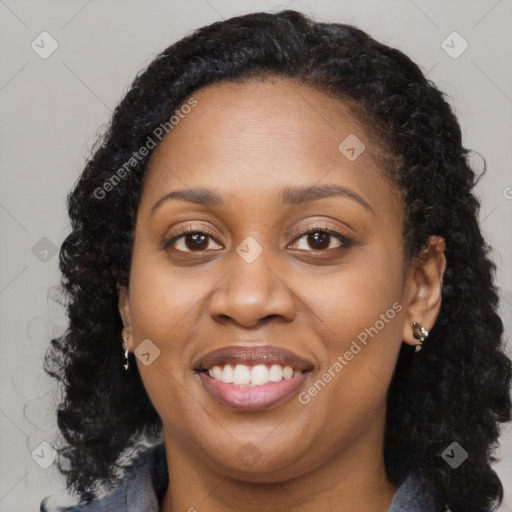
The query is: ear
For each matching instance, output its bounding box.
[401,236,446,348]
[118,286,134,352]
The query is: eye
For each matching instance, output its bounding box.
[163,224,354,255]
[163,226,222,253]
[289,227,353,252]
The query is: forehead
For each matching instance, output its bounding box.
[142,77,401,218]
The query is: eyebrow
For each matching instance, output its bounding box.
[150,183,374,216]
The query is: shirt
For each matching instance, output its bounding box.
[40,442,447,511]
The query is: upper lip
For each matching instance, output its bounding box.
[193,345,315,372]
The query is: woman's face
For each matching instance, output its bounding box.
[119,77,443,482]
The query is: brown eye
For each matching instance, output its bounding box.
[180,233,209,251]
[290,228,353,252]
[164,228,222,253]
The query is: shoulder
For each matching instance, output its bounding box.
[388,473,446,512]
[388,473,495,512]
[39,442,168,512]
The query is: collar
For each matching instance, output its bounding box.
[139,443,445,512]
[41,442,444,511]
[387,471,445,511]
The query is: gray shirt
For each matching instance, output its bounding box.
[40,443,446,511]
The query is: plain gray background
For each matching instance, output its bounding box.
[0,0,511,510]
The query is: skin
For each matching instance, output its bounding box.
[118,76,446,512]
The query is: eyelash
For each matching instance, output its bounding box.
[163,224,354,254]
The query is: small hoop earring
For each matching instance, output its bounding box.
[412,321,429,352]
[122,334,130,371]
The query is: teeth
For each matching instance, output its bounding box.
[212,366,222,380]
[251,364,269,385]
[221,364,234,383]
[269,364,283,382]
[207,364,302,386]
[233,364,251,385]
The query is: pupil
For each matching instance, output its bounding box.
[309,231,329,249]
[186,233,207,250]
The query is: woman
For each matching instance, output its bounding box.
[40,9,511,512]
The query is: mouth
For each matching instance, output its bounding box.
[193,345,314,411]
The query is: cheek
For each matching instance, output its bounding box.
[127,248,217,399]
[127,253,216,434]
[295,244,405,420]
[129,247,214,339]
[303,240,404,346]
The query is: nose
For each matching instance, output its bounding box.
[208,250,297,328]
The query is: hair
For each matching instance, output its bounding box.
[43,9,511,511]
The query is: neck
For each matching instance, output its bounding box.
[159,412,397,512]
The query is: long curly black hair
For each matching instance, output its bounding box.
[43,9,511,511]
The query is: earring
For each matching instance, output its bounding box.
[412,321,429,352]
[122,334,130,371]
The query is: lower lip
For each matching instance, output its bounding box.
[198,372,310,411]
